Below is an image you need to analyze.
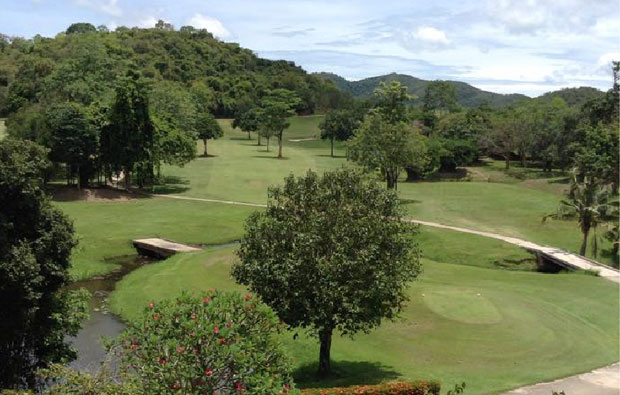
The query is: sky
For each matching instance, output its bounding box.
[1,0,618,97]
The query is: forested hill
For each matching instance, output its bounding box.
[534,87,605,108]
[315,72,529,107]
[0,24,348,118]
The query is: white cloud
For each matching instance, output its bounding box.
[598,52,620,67]
[413,26,449,45]
[137,16,158,28]
[73,0,122,16]
[187,13,231,39]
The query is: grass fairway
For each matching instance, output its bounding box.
[399,181,615,265]
[153,116,348,203]
[110,246,619,395]
[56,197,255,280]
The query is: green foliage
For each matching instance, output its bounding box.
[315,72,527,107]
[319,110,361,156]
[153,118,197,167]
[258,89,300,157]
[300,380,441,395]
[544,170,615,256]
[65,23,97,35]
[0,139,89,389]
[573,123,619,190]
[373,81,411,123]
[232,107,260,139]
[349,113,428,189]
[117,291,295,394]
[45,102,98,186]
[2,26,344,118]
[39,360,140,394]
[101,70,155,187]
[446,382,466,395]
[436,139,479,172]
[233,168,421,375]
[194,112,223,156]
[423,80,458,116]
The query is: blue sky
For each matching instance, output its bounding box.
[2,0,618,96]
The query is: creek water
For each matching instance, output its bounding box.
[66,241,240,372]
[65,255,150,372]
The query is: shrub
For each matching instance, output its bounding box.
[300,380,441,395]
[117,291,295,394]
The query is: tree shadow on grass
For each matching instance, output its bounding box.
[399,198,422,205]
[316,154,347,159]
[251,155,290,160]
[294,360,401,389]
[152,175,191,195]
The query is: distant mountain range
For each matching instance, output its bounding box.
[314,72,604,108]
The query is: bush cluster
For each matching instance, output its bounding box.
[300,381,441,395]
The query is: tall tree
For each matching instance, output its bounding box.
[373,81,411,123]
[0,139,89,389]
[545,170,614,256]
[233,169,421,376]
[101,70,155,187]
[45,103,98,189]
[194,112,223,157]
[232,107,259,141]
[349,112,428,189]
[257,89,300,158]
[319,110,360,157]
[423,80,458,118]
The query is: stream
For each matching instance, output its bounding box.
[66,242,240,372]
[65,255,151,372]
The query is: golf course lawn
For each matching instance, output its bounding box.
[57,197,256,280]
[109,245,619,395]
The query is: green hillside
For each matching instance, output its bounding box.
[315,72,529,107]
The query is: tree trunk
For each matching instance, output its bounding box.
[266,137,270,152]
[248,131,251,140]
[125,169,131,189]
[331,136,334,157]
[278,132,283,158]
[318,328,333,376]
[519,151,526,168]
[258,134,262,146]
[504,155,510,170]
[386,169,397,190]
[203,139,208,156]
[579,227,590,256]
[76,164,81,190]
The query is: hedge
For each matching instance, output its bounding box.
[300,380,441,395]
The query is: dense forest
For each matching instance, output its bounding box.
[0,22,349,119]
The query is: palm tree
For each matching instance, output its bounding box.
[544,169,614,256]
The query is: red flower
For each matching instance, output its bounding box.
[153,313,160,321]
[235,382,244,390]
[191,313,197,319]
[204,369,213,376]
[130,344,137,352]
[214,326,219,334]
[171,382,180,390]
[176,346,185,354]
[203,297,211,304]
[157,357,167,365]
[148,301,155,309]
[218,338,225,345]
[245,293,252,300]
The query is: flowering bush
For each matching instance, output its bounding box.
[117,291,295,394]
[300,381,441,395]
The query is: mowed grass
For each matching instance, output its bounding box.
[109,246,619,395]
[153,116,348,204]
[56,197,255,280]
[399,182,616,265]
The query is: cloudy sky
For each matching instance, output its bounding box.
[2,0,618,96]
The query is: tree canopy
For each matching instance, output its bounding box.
[233,168,421,375]
[0,139,89,389]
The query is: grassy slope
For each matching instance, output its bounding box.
[109,246,619,395]
[58,198,255,280]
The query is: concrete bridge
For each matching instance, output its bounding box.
[133,238,201,259]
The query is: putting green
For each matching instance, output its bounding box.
[423,288,502,325]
